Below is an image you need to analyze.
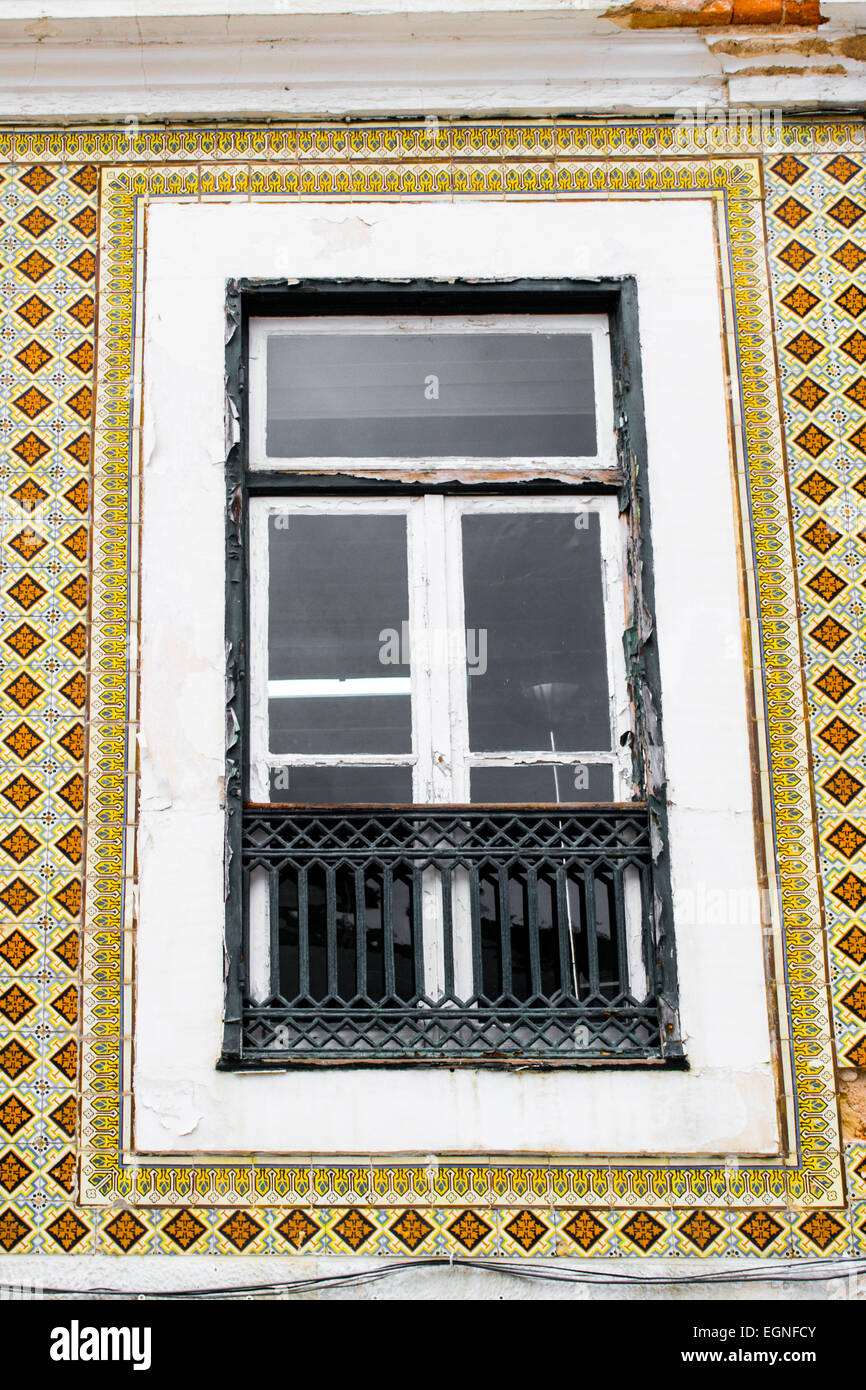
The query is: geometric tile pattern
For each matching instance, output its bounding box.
[1,153,94,1255]
[2,119,866,1258]
[765,145,866,1201]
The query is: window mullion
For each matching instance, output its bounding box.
[440,495,471,802]
[408,497,437,803]
[248,499,270,802]
[418,494,460,804]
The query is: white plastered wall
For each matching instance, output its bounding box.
[134,198,779,1156]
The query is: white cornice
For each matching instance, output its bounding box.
[0,6,863,119]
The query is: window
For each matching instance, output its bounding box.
[221,281,682,1069]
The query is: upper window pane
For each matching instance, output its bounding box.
[264,328,597,459]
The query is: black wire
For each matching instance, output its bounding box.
[6,1254,866,1300]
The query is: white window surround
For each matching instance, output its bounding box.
[134,198,779,1157]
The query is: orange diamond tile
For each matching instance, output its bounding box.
[824,767,863,806]
[0,1095,34,1137]
[778,239,815,271]
[20,165,55,194]
[832,240,866,273]
[782,284,821,318]
[389,1209,433,1252]
[15,294,51,328]
[802,519,841,555]
[825,154,860,184]
[17,206,56,238]
[0,826,40,865]
[45,1209,88,1252]
[739,1211,785,1251]
[789,377,828,411]
[12,385,50,419]
[5,722,45,762]
[807,566,846,602]
[275,1208,320,1250]
[14,340,52,373]
[17,250,54,283]
[837,923,866,965]
[4,672,43,711]
[162,1209,207,1251]
[826,820,866,858]
[0,929,37,968]
[12,431,49,466]
[332,1208,376,1251]
[447,1208,492,1252]
[219,1210,262,1251]
[829,196,866,229]
[5,622,44,659]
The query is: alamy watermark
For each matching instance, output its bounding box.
[674,105,784,141]
[378,620,488,678]
[50,1321,152,1371]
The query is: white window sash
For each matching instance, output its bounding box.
[249,493,633,804]
[248,312,617,475]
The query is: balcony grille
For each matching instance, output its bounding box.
[232,804,670,1065]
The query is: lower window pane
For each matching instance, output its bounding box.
[268,765,413,804]
[470,763,614,803]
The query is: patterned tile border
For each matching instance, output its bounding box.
[0,121,865,1255]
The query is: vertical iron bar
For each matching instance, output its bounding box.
[498,864,511,999]
[470,864,483,998]
[584,866,600,997]
[354,866,366,1001]
[240,864,250,1002]
[612,863,629,997]
[411,864,424,1000]
[526,866,541,999]
[554,865,573,1002]
[639,859,655,1000]
[326,864,338,999]
[268,866,280,999]
[298,865,309,998]
[441,866,455,999]
[383,866,395,998]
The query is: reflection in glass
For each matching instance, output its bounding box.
[268,514,411,754]
[266,332,597,458]
[476,864,624,1003]
[278,864,417,1002]
[268,765,413,805]
[470,763,614,804]
[461,512,611,753]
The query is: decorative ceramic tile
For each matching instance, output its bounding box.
[1,122,865,1258]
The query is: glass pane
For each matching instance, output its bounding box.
[268,766,413,804]
[268,514,411,754]
[266,332,597,458]
[461,511,611,753]
[470,763,614,804]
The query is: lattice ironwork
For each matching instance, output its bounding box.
[229,805,672,1065]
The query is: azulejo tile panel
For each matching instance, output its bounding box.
[1,120,865,1258]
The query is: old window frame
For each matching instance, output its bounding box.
[220,277,683,1070]
[247,492,632,804]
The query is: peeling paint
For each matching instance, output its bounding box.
[606,0,825,27]
[727,60,845,74]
